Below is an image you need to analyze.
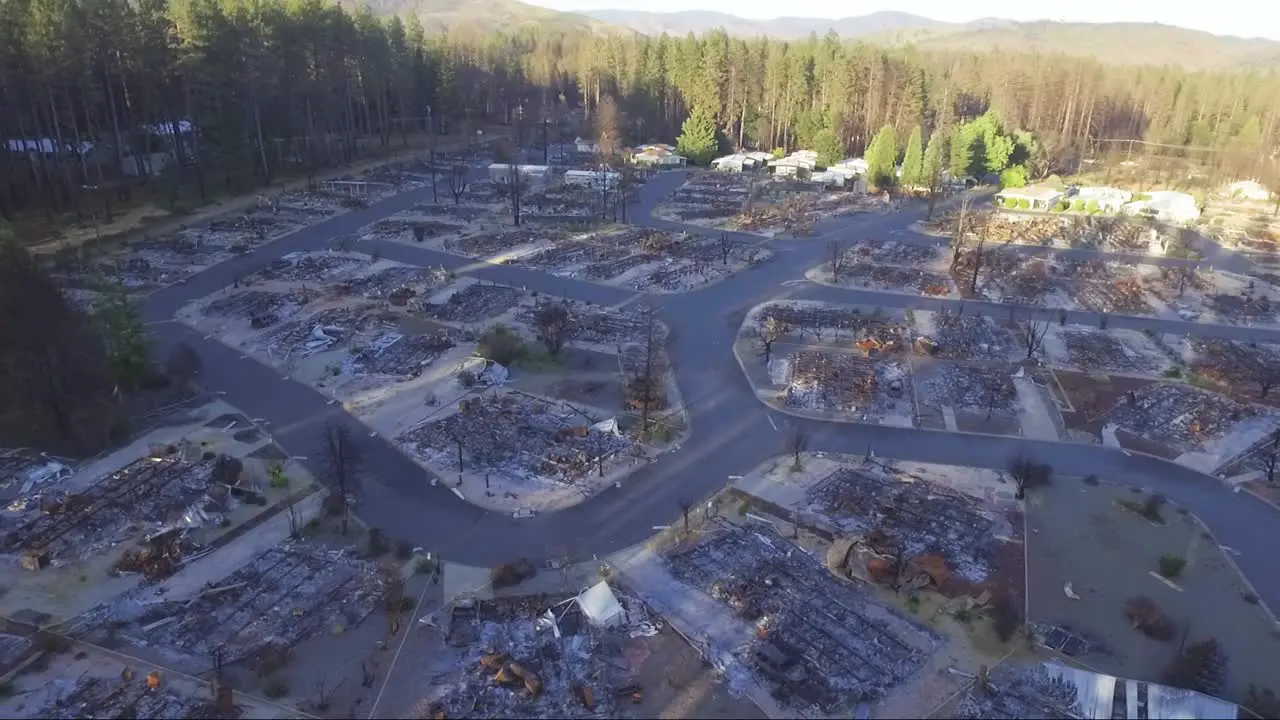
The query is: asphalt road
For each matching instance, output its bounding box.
[140,168,1280,611]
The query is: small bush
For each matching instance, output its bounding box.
[1050,201,1067,213]
[476,324,526,366]
[1124,595,1176,641]
[1016,198,1031,210]
[1003,197,1018,209]
[490,558,537,589]
[268,464,289,489]
[1158,554,1187,579]
[263,678,290,699]
[990,593,1021,641]
[1071,199,1086,211]
[1085,199,1099,213]
[954,608,972,623]
[1162,367,1183,378]
[367,528,390,557]
[905,595,921,614]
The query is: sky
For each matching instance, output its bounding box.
[525,0,1280,42]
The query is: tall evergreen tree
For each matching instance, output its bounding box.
[813,128,843,167]
[676,106,719,165]
[922,127,947,186]
[865,124,898,188]
[900,126,924,187]
[950,125,974,180]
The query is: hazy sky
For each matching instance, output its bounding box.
[526,0,1280,41]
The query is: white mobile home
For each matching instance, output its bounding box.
[488,163,550,184]
[562,169,619,189]
[1122,190,1201,224]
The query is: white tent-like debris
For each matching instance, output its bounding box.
[575,581,625,627]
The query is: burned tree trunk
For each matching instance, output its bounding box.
[321,422,362,535]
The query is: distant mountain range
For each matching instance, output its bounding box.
[344,1,1280,70]
[581,9,1280,68]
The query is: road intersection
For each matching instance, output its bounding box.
[139,169,1280,611]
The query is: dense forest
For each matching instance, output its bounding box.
[1,0,1278,222]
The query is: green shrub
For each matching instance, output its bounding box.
[1051,201,1068,212]
[1133,192,1152,202]
[1072,199,1086,211]
[1085,199,1099,213]
[476,324,526,366]
[1017,198,1031,210]
[268,464,289,489]
[1162,367,1183,378]
[1003,197,1018,209]
[998,165,1027,189]
[1158,554,1187,579]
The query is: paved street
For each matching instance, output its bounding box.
[140,167,1280,611]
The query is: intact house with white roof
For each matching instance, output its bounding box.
[995,184,1065,210]
[1122,190,1201,224]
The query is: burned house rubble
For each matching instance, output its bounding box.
[70,545,387,670]
[1101,382,1277,457]
[664,522,937,714]
[516,304,659,348]
[1,450,252,578]
[418,284,524,324]
[249,305,386,359]
[807,465,1007,585]
[246,251,367,284]
[425,583,667,719]
[199,289,313,329]
[398,394,636,485]
[343,331,458,379]
[339,265,450,301]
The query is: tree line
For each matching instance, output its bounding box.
[3,1,1279,224]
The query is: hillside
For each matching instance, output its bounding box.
[581,9,1280,70]
[582,9,962,39]
[341,0,612,35]
[900,21,1280,70]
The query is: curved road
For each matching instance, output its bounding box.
[140,170,1280,609]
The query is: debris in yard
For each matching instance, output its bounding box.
[1100,382,1278,461]
[0,454,231,569]
[70,545,387,668]
[200,290,313,329]
[397,393,637,486]
[418,284,524,324]
[665,521,936,713]
[426,586,668,719]
[808,464,1005,584]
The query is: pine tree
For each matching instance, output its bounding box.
[813,128,843,167]
[1164,638,1227,697]
[676,106,719,166]
[865,124,898,188]
[900,126,924,187]
[949,125,973,181]
[922,127,946,187]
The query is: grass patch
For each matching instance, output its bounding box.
[1158,554,1187,579]
[1119,493,1167,524]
